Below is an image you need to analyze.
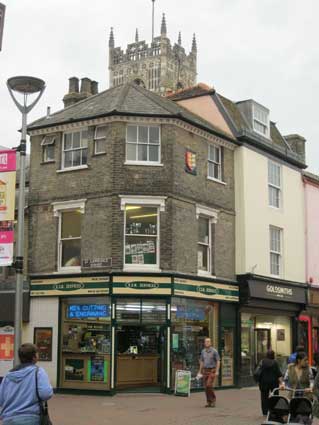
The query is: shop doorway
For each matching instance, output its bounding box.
[254,328,271,364]
[115,298,167,391]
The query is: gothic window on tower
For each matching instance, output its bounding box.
[113,71,124,86]
[148,63,160,91]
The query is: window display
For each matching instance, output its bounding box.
[60,297,111,390]
[171,298,218,389]
[34,328,52,361]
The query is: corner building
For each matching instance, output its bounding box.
[25,82,238,393]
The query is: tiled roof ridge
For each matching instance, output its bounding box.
[166,82,215,99]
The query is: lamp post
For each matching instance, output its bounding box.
[7,76,45,366]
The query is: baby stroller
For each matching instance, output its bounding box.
[262,388,290,424]
[287,391,313,425]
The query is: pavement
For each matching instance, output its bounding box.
[47,387,319,425]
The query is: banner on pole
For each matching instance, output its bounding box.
[0,150,16,221]
[0,326,14,361]
[0,221,14,266]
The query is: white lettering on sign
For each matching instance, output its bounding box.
[0,154,8,165]
[266,284,293,297]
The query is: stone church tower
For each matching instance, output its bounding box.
[108,14,197,94]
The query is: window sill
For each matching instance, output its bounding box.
[207,177,226,186]
[197,271,216,278]
[57,165,89,173]
[124,161,164,167]
[41,160,55,165]
[54,267,82,274]
[123,266,161,272]
[92,152,106,157]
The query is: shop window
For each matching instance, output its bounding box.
[62,129,88,169]
[270,226,282,276]
[59,210,82,270]
[124,205,158,268]
[60,297,111,390]
[268,161,281,208]
[41,135,56,163]
[126,125,160,164]
[171,298,218,389]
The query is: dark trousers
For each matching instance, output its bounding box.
[260,385,276,415]
[203,368,217,403]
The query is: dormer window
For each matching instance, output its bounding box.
[253,103,269,137]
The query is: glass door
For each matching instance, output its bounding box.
[254,328,271,365]
[221,327,234,386]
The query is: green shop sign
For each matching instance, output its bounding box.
[30,277,110,297]
[125,281,160,290]
[113,276,171,295]
[174,278,239,302]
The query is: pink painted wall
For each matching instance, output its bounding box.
[305,178,319,285]
[176,96,234,138]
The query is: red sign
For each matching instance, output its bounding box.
[0,334,14,360]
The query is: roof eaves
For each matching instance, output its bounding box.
[213,93,240,138]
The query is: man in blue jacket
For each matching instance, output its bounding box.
[0,343,53,425]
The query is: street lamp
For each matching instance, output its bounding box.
[7,76,45,366]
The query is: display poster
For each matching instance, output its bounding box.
[88,356,107,382]
[172,333,179,350]
[175,370,191,397]
[65,358,85,381]
[0,326,14,360]
[277,329,285,341]
[221,356,233,386]
[0,150,16,221]
[0,221,14,266]
[34,328,52,361]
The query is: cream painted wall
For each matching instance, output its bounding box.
[23,297,59,387]
[235,146,305,282]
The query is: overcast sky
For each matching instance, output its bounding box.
[0,0,318,173]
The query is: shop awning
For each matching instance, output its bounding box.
[0,291,30,322]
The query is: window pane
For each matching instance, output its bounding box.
[116,299,140,323]
[61,211,82,238]
[127,125,137,142]
[213,164,220,180]
[73,132,81,148]
[64,151,72,168]
[198,244,208,271]
[126,143,136,161]
[138,144,147,161]
[125,236,157,265]
[270,253,280,275]
[44,145,54,162]
[198,217,209,244]
[268,162,281,187]
[73,150,81,167]
[64,134,72,150]
[95,139,106,154]
[96,126,107,139]
[62,239,81,267]
[126,206,157,235]
[138,126,148,143]
[149,127,160,144]
[142,300,166,323]
[269,186,280,208]
[149,145,159,162]
[214,147,220,163]
[208,162,214,178]
[81,148,88,165]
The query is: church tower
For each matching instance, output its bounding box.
[108,14,197,94]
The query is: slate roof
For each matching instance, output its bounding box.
[167,83,215,101]
[28,83,235,141]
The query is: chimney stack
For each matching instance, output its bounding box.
[63,76,98,108]
[284,134,306,162]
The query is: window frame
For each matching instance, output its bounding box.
[252,102,270,138]
[207,144,223,183]
[41,135,56,163]
[269,226,282,277]
[94,125,107,155]
[196,205,218,277]
[268,160,282,209]
[120,195,166,272]
[125,124,161,165]
[61,129,88,171]
[52,200,86,273]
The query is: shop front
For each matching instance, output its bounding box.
[303,287,319,364]
[238,274,307,386]
[29,273,239,394]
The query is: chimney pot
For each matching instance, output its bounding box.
[91,81,99,95]
[69,77,79,94]
[46,106,51,118]
[81,77,92,94]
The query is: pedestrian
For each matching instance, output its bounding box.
[198,337,220,408]
[283,352,313,398]
[0,343,53,425]
[288,345,305,365]
[258,350,283,416]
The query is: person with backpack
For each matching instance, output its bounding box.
[0,343,53,425]
[257,350,283,416]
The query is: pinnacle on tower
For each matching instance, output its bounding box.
[135,28,139,43]
[178,31,182,46]
[109,27,115,48]
[192,33,197,52]
[161,13,167,36]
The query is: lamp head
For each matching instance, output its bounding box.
[7,76,45,95]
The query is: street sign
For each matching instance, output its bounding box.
[0,3,5,51]
[82,258,112,268]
